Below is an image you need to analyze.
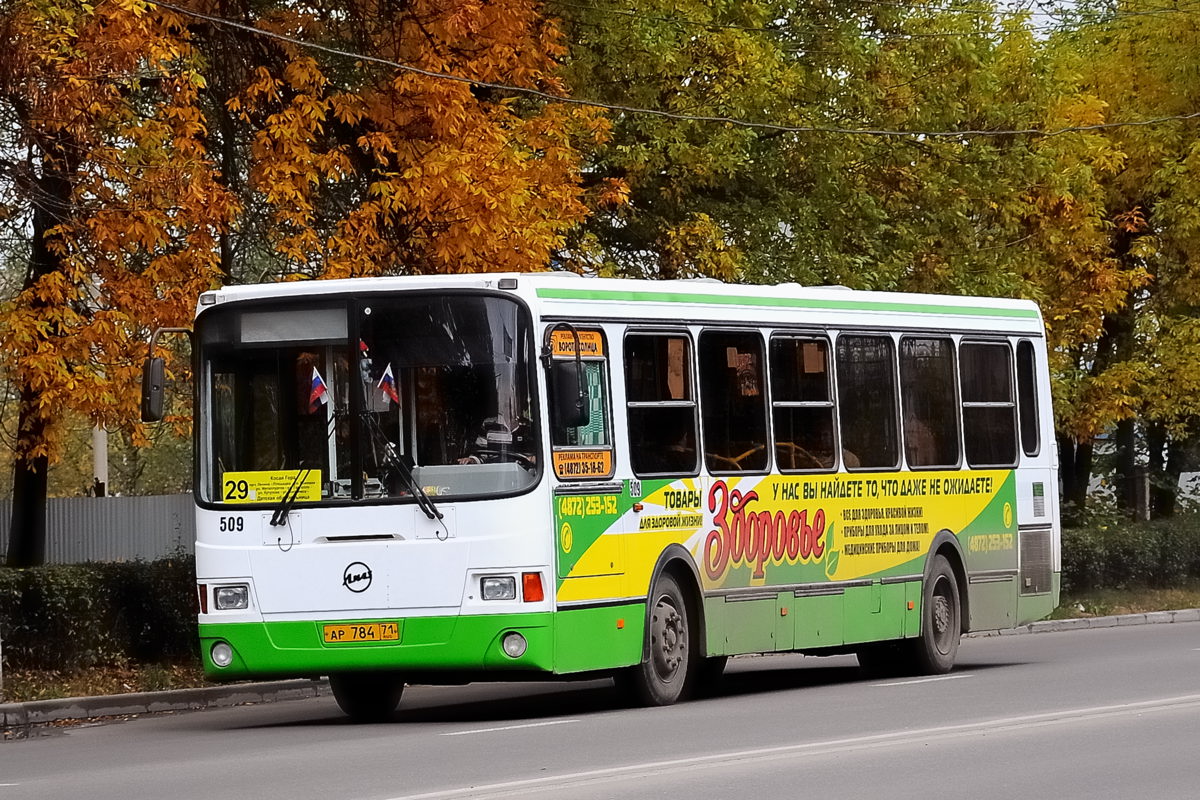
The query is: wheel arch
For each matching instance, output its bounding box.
[928,529,969,634]
[639,544,710,660]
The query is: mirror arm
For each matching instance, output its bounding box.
[146,327,193,363]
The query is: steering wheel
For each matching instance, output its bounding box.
[471,448,537,470]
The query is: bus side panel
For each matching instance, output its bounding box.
[793,592,844,649]
[555,470,1021,660]
[956,471,1021,631]
[841,582,905,645]
[968,582,1016,631]
[552,604,644,674]
[721,597,779,654]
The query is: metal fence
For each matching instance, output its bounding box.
[0,494,194,564]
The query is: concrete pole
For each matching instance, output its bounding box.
[93,425,108,497]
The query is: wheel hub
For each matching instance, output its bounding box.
[931,578,955,654]
[651,599,686,680]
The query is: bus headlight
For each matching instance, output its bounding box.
[214,584,250,610]
[211,641,234,668]
[481,576,516,601]
[501,632,527,658]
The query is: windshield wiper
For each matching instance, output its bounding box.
[362,411,443,521]
[270,465,314,527]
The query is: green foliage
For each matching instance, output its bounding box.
[1062,516,1200,594]
[0,557,197,671]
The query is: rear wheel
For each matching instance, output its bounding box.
[329,671,405,722]
[622,572,696,706]
[907,554,961,674]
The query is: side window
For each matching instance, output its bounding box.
[625,334,699,476]
[770,336,836,471]
[836,334,899,470]
[547,328,614,480]
[698,330,769,473]
[899,337,960,468]
[960,342,1017,468]
[1017,340,1040,456]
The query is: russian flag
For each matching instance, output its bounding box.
[377,362,400,404]
[309,366,329,413]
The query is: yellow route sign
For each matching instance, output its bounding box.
[549,329,606,358]
[221,470,322,504]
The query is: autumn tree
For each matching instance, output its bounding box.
[556,1,1119,296]
[0,0,235,565]
[1054,0,1200,517]
[558,0,1150,514]
[179,0,606,282]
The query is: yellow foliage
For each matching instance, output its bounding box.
[233,0,602,279]
[0,0,237,465]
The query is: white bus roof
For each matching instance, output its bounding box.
[199,272,1045,336]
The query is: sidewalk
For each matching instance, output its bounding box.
[3,608,1199,736]
[2,678,330,738]
[967,606,1200,636]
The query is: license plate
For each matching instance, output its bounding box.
[323,622,400,643]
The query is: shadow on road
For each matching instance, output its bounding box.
[229,656,1029,730]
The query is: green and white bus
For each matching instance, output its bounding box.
[143,273,1060,720]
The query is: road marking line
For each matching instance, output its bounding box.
[388,692,1200,799]
[873,673,972,687]
[439,719,579,737]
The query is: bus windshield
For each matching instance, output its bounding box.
[197,293,539,506]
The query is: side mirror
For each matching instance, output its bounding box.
[141,356,165,422]
[551,360,589,429]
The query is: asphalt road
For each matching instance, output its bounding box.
[2,622,1198,800]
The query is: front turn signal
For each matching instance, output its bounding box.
[522,572,544,603]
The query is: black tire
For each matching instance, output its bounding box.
[329,671,405,722]
[623,572,697,706]
[907,554,961,674]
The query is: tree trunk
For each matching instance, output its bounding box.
[5,146,72,566]
[1058,434,1094,524]
[1114,417,1138,516]
[1151,433,1190,519]
[5,390,49,567]
[1147,422,1170,519]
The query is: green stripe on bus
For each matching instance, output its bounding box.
[197,605,645,679]
[536,287,1041,318]
[198,613,556,678]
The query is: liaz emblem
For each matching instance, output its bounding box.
[342,562,373,593]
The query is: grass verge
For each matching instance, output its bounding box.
[1,662,210,704]
[1050,582,1200,619]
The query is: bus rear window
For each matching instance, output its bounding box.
[960,342,1017,467]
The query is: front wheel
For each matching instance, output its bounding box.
[620,573,696,706]
[329,671,405,722]
[907,554,961,674]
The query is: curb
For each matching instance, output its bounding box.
[1,678,329,738]
[967,607,1200,637]
[4,609,1199,734]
